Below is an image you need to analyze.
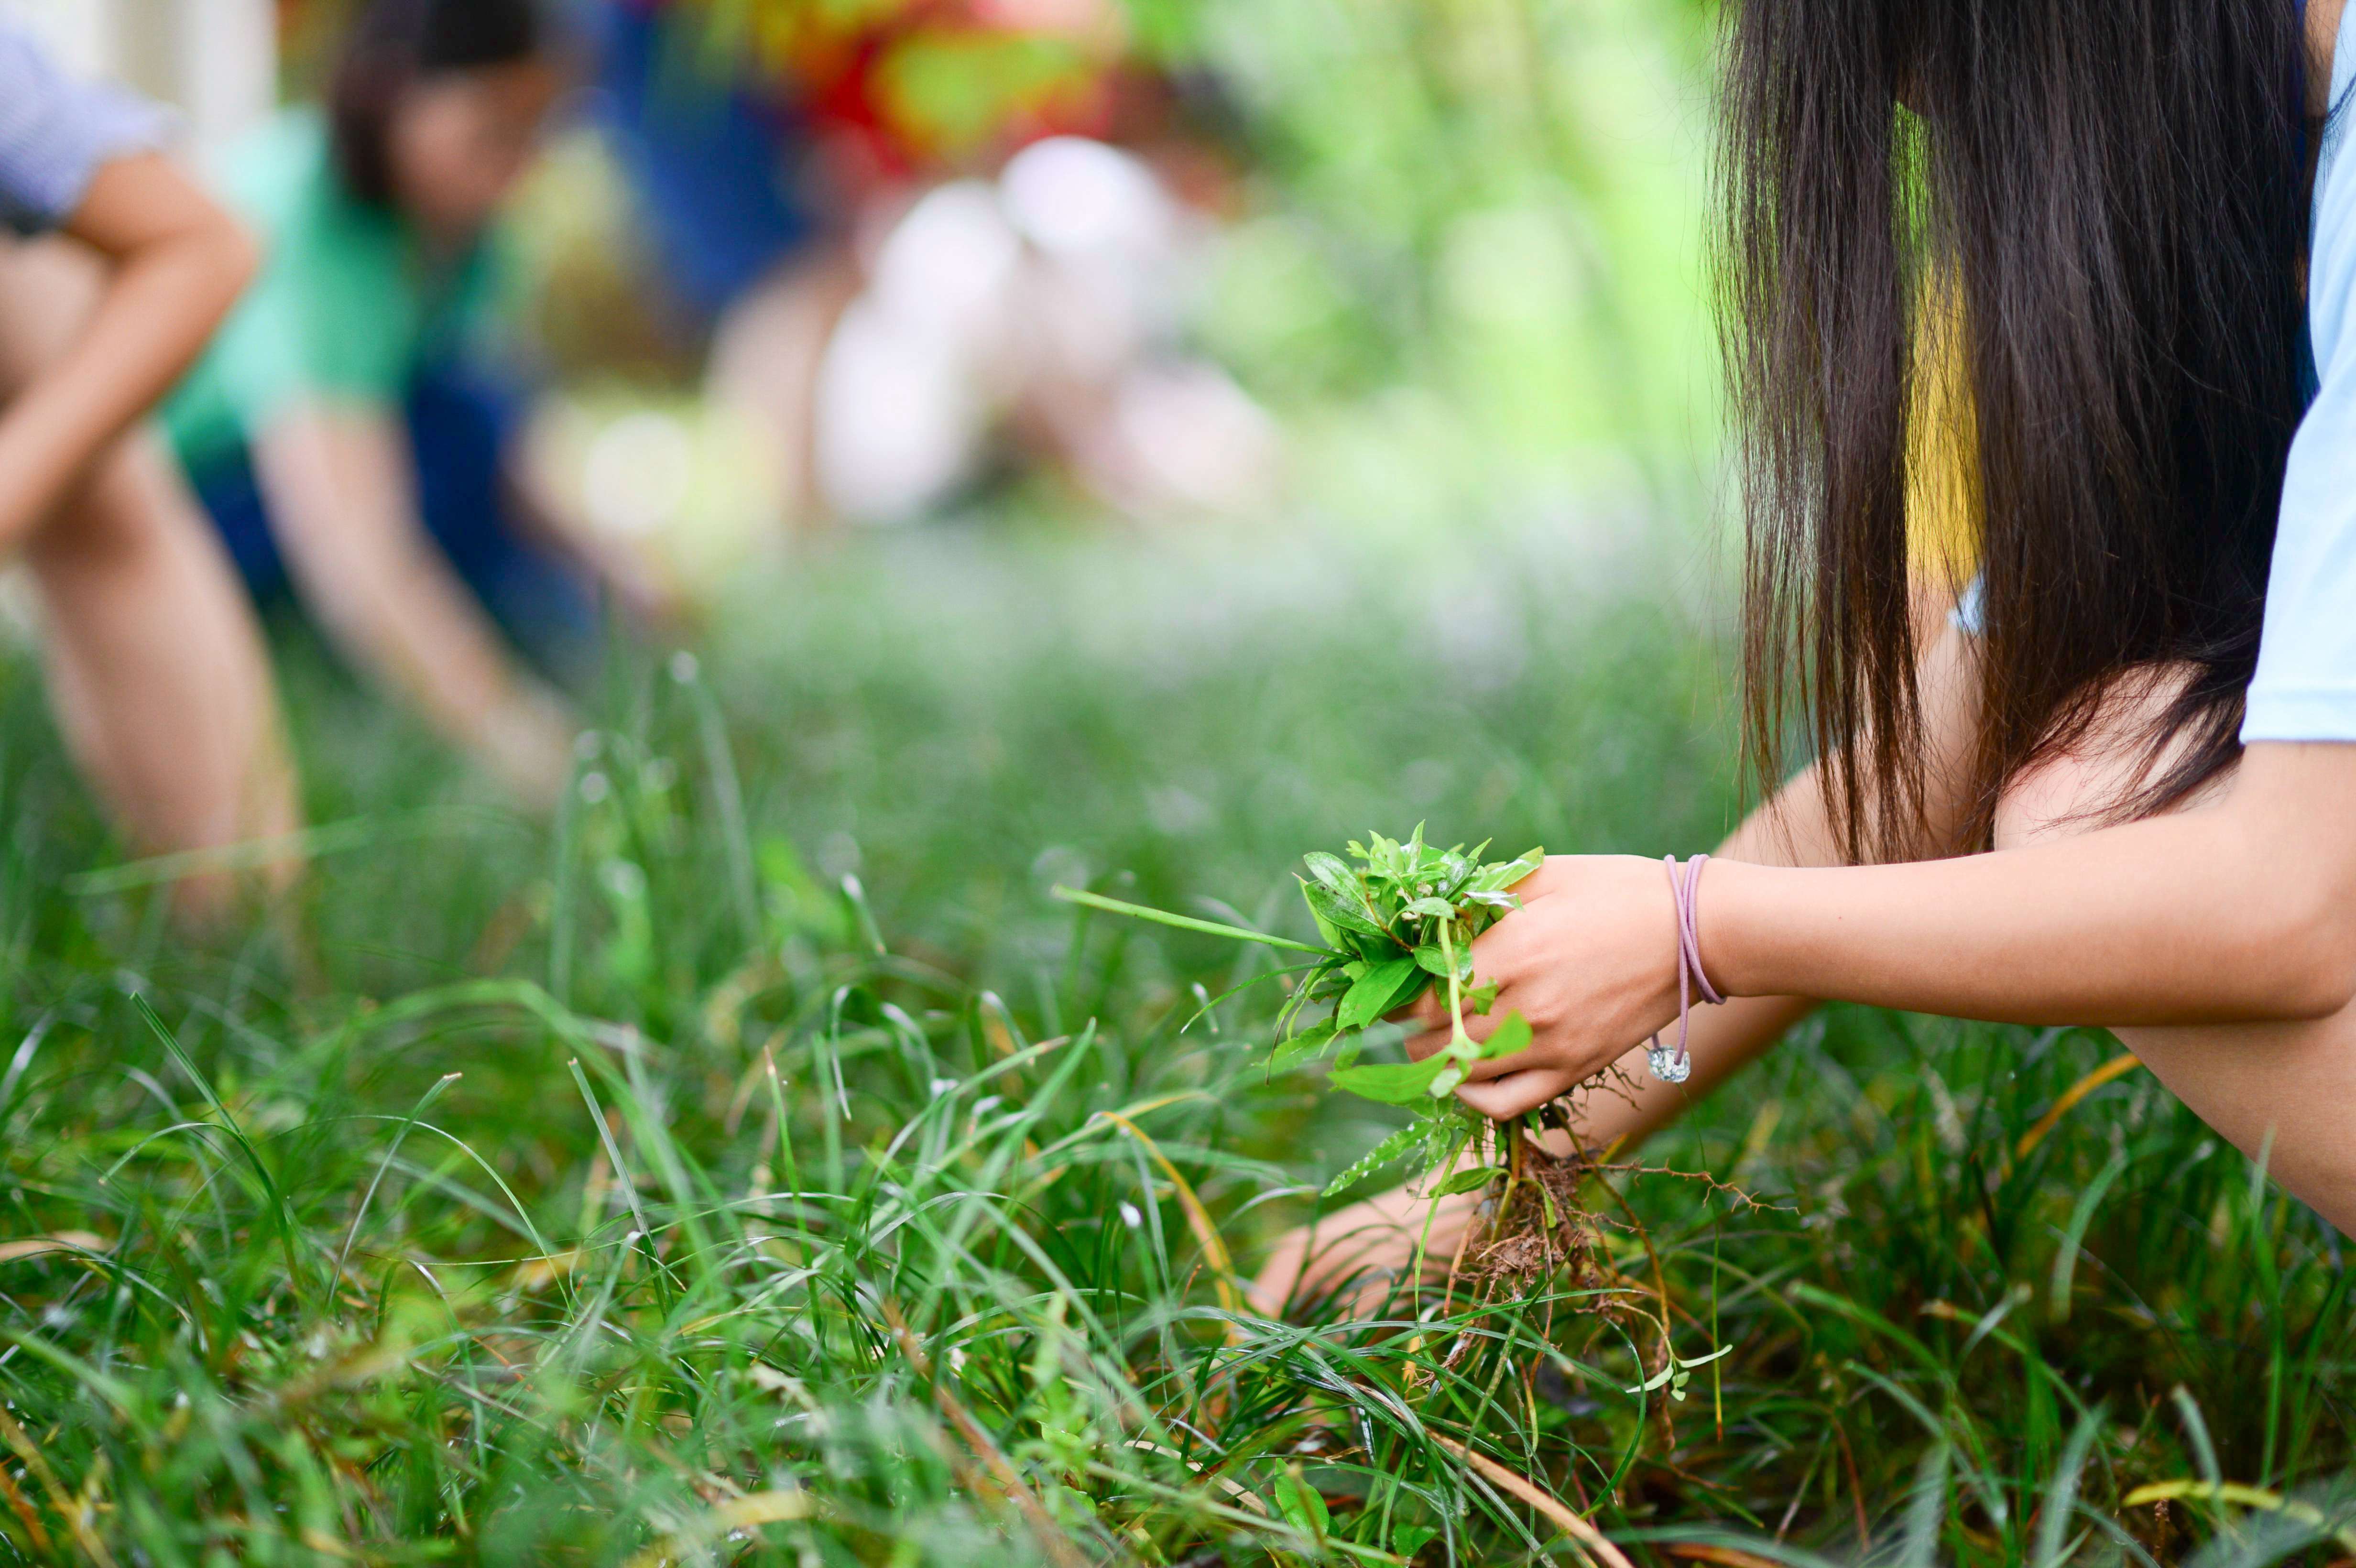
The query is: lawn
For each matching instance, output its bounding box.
[0,518,2348,1566]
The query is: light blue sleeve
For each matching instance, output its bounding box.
[0,24,174,235]
[2244,5,2356,742]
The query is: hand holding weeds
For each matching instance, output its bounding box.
[1057,828,1691,1296]
[1398,854,1687,1120]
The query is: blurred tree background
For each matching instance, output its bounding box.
[1147,0,1722,503]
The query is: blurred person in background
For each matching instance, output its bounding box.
[816,121,1279,525]
[580,0,1276,533]
[584,0,860,532]
[162,0,586,806]
[0,21,297,915]
[796,6,1279,526]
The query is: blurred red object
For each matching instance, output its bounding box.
[678,0,1129,177]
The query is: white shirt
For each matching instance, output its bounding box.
[2245,1,2356,740]
[0,24,170,236]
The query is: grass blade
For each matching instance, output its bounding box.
[1050,887,1337,957]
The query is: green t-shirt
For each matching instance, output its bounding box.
[164,108,504,474]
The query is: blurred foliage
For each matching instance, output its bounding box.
[1173,0,1722,463]
[1,524,2350,1561]
[512,0,1728,527]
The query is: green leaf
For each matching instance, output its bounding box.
[1377,963,1432,1020]
[1336,957,1418,1031]
[1301,878,1387,940]
[1301,850,1355,895]
[1427,1063,1465,1098]
[1393,1524,1439,1559]
[1270,1024,1338,1073]
[1413,944,1451,978]
[1330,1053,1452,1105]
[1273,1468,1331,1542]
[1402,897,1457,921]
[1049,887,1335,956]
[1469,848,1545,893]
[1432,1164,1505,1197]
[1320,1120,1432,1197]
[1465,980,1500,1015]
[1475,1011,1532,1061]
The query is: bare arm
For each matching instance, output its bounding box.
[253,403,576,805]
[1706,742,2356,1024]
[1428,618,1992,1132]
[0,154,256,548]
[1444,644,2356,1119]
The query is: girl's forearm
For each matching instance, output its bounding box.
[1563,760,1843,1147]
[1704,746,2356,1026]
[301,540,577,805]
[0,157,255,544]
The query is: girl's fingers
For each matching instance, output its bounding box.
[1455,1069,1573,1121]
[1403,1025,1451,1062]
[1404,988,1515,1066]
[1387,990,1447,1028]
[1457,1043,1529,1082]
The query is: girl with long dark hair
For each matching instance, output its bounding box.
[1261,0,2356,1302]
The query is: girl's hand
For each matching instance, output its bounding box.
[475,686,581,812]
[1402,855,1689,1120]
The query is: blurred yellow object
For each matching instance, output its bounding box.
[1908,269,1980,597]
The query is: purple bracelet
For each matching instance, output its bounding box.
[1647,854,1725,1084]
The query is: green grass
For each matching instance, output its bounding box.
[0,521,2350,1566]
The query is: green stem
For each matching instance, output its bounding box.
[1439,921,1473,1056]
[1050,887,1340,957]
[1408,1123,1471,1315]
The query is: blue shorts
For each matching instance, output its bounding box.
[589,1,819,320]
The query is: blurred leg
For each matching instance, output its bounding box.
[23,431,301,915]
[0,239,299,916]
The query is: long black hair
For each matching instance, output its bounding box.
[1722,0,2316,859]
[329,0,546,207]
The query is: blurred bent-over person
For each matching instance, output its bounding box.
[163,0,588,805]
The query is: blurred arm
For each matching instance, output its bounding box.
[0,154,256,547]
[252,402,576,805]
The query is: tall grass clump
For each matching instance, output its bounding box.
[0,525,2349,1564]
